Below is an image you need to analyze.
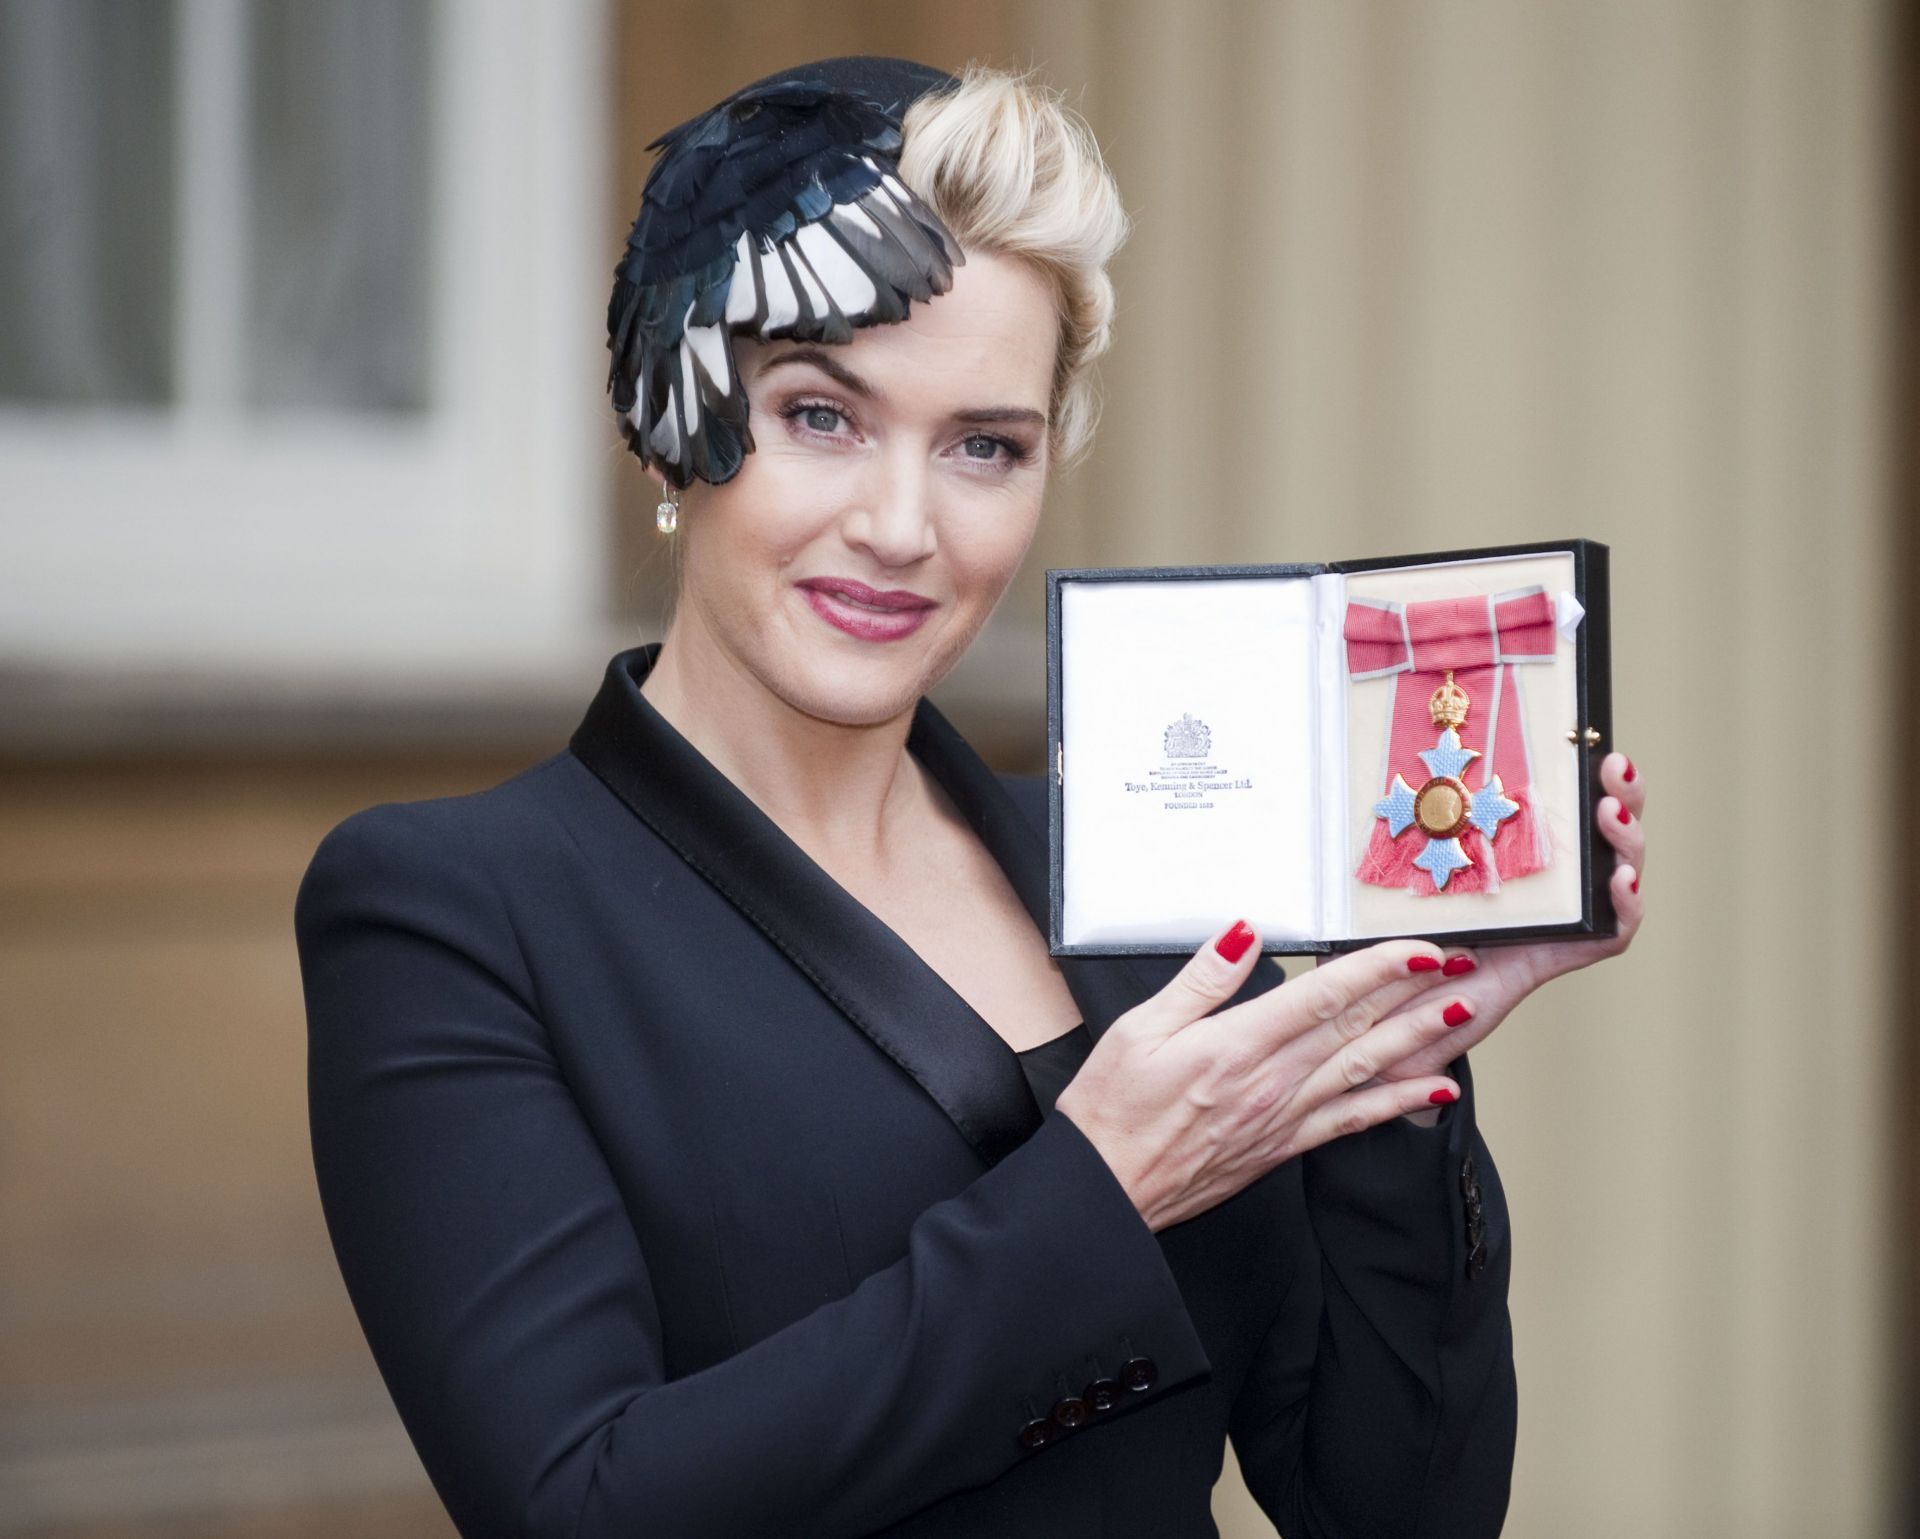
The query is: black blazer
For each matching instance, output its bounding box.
[296,642,1516,1539]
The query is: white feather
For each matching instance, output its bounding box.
[679,341,700,431]
[682,300,730,392]
[795,221,877,314]
[723,231,757,324]
[649,386,681,459]
[779,236,831,317]
[756,238,800,333]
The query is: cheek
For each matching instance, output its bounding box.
[692,467,839,583]
[946,499,1042,596]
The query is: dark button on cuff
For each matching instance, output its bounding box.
[1051,1395,1089,1431]
[1120,1356,1158,1393]
[1459,1155,1478,1197]
[1466,1239,1488,1279]
[1018,1417,1055,1450]
[1084,1376,1122,1414]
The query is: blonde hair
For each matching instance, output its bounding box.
[896,64,1130,472]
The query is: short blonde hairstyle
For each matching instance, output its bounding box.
[896,64,1130,472]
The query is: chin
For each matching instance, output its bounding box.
[771,662,922,728]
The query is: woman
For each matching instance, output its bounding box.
[296,57,1647,1538]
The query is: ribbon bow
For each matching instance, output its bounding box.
[1345,586,1564,895]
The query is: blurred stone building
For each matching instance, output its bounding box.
[1,2,1910,1535]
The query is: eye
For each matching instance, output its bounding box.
[778,398,852,439]
[954,432,1031,470]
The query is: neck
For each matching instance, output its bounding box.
[638,610,928,869]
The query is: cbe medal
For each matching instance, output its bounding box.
[1370,671,1520,891]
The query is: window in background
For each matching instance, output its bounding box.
[0,0,608,697]
[0,0,178,406]
[246,0,431,414]
[0,0,433,417]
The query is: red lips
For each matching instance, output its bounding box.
[798,577,935,611]
[798,577,937,643]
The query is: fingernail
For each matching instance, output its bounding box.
[1443,1001,1474,1028]
[1441,955,1476,976]
[1429,1088,1457,1105]
[1624,757,1637,783]
[1631,875,1640,894]
[1616,803,1631,825]
[1407,955,1442,973]
[1215,920,1255,963]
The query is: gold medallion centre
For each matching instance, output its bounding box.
[1413,776,1470,838]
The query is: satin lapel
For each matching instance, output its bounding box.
[570,645,1056,1167]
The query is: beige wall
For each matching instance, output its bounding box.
[0,756,504,1535]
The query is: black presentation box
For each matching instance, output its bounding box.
[1045,538,1614,957]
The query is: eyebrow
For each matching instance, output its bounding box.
[760,346,877,399]
[759,344,1049,430]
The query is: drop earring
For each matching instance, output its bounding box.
[655,479,680,534]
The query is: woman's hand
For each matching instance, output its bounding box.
[1054,929,1473,1233]
[1364,750,1647,1090]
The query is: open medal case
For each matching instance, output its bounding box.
[1045,538,1614,956]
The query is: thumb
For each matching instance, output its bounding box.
[1123,918,1263,1041]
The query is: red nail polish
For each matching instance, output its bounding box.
[1429,1088,1457,1105]
[1443,1001,1473,1028]
[1631,876,1640,894]
[1407,956,1442,973]
[1441,955,1476,977]
[1624,758,1637,783]
[1216,920,1255,963]
[1616,804,1631,825]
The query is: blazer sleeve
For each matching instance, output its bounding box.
[1225,1052,1517,1537]
[296,802,1213,1539]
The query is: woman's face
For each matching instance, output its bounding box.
[668,247,1058,728]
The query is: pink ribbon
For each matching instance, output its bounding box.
[1345,587,1557,896]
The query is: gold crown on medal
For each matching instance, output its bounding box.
[1428,671,1471,730]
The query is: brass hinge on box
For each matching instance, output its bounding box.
[1565,726,1602,746]
[1055,742,1064,786]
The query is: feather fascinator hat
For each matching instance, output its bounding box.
[607,56,967,489]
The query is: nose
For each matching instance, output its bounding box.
[842,446,937,568]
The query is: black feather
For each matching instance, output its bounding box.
[607,57,964,488]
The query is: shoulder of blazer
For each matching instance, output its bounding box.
[305,749,611,871]
[291,763,589,1038]
[293,751,590,956]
